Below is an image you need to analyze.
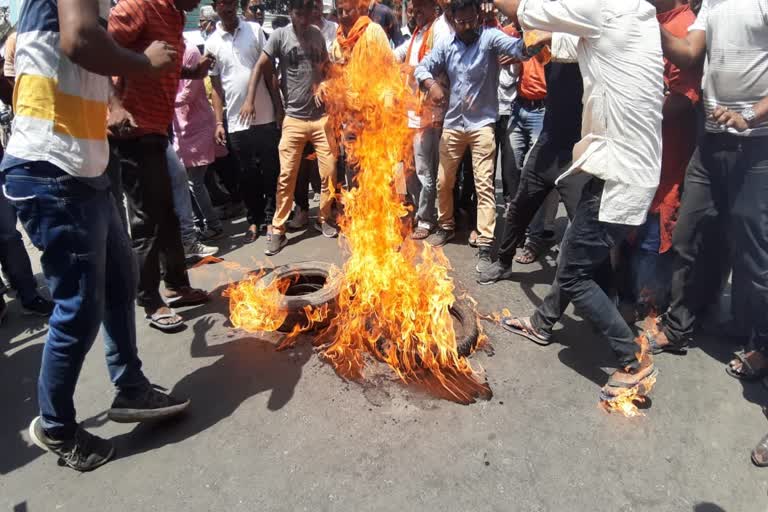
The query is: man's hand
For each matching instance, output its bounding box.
[314,81,329,108]
[238,102,255,126]
[215,124,227,145]
[107,106,137,137]
[712,105,750,132]
[196,53,216,76]
[498,55,518,66]
[144,41,177,74]
[426,81,447,106]
[494,0,521,25]
[524,30,552,56]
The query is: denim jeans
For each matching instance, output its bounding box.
[663,133,768,349]
[497,130,591,265]
[187,165,222,232]
[229,123,280,229]
[531,178,639,368]
[2,162,149,438]
[0,188,38,303]
[507,100,557,243]
[619,213,673,311]
[166,145,198,247]
[113,135,190,310]
[411,126,441,229]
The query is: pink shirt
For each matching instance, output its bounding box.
[173,43,216,168]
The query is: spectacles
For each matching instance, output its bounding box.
[453,14,477,25]
[249,4,265,12]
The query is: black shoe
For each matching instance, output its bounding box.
[426,229,455,248]
[0,296,7,325]
[22,295,55,317]
[28,416,115,472]
[264,232,288,256]
[107,384,190,423]
[475,246,493,273]
[477,261,514,285]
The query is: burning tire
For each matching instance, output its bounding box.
[259,262,340,332]
[451,300,480,357]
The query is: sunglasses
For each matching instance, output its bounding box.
[249,4,265,12]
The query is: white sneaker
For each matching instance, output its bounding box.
[184,241,218,259]
[287,208,309,230]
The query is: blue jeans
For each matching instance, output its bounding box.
[411,126,441,229]
[508,101,557,243]
[166,146,198,247]
[0,188,38,303]
[2,162,149,438]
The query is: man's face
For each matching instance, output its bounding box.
[247,0,266,24]
[290,4,314,31]
[337,0,361,30]
[412,0,436,27]
[452,5,479,40]
[312,0,325,22]
[176,0,203,11]
[215,0,239,23]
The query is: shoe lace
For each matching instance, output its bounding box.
[62,428,92,466]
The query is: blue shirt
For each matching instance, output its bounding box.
[414,28,526,131]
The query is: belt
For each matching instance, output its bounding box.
[517,97,547,110]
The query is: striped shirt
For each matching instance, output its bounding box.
[109,0,185,137]
[690,0,768,137]
[2,0,111,178]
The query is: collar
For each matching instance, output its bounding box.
[216,18,242,37]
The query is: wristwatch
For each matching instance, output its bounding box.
[742,106,757,127]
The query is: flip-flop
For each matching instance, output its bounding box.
[165,288,209,307]
[646,330,688,355]
[146,310,184,332]
[500,315,552,346]
[411,227,431,240]
[600,366,659,401]
[514,243,541,265]
[726,350,768,381]
[752,432,768,467]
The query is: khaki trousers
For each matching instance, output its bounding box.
[272,115,337,234]
[437,126,497,245]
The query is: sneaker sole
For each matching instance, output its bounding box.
[107,400,191,423]
[28,417,116,471]
[264,239,288,256]
[22,309,53,317]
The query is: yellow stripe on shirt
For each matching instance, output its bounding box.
[14,74,107,141]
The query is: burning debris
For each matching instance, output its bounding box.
[226,24,490,404]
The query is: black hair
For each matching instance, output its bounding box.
[287,0,314,10]
[272,14,292,27]
[448,0,480,12]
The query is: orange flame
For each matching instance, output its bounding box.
[224,269,290,333]
[600,331,656,417]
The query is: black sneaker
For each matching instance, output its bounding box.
[314,221,339,238]
[107,384,190,423]
[28,416,115,472]
[264,232,288,256]
[475,246,493,273]
[0,296,7,325]
[426,229,455,248]
[477,261,514,285]
[22,295,55,317]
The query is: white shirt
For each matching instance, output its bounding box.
[690,0,768,137]
[205,21,274,133]
[519,0,664,226]
[432,14,453,48]
[498,64,520,116]
[316,19,339,50]
[394,25,436,128]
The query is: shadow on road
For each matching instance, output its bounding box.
[113,315,312,459]
[693,503,727,512]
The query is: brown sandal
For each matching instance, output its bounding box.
[515,242,541,265]
[411,226,431,240]
[727,350,768,381]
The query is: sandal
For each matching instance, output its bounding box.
[411,226,432,240]
[514,241,542,265]
[500,315,552,346]
[243,226,259,244]
[752,432,768,467]
[146,308,184,332]
[600,364,658,400]
[645,330,688,355]
[726,350,768,381]
[164,287,209,308]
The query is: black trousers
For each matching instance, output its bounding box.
[532,178,638,367]
[497,131,590,265]
[663,133,768,349]
[295,144,322,211]
[113,135,190,310]
[229,123,280,228]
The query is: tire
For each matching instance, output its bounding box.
[450,300,480,357]
[258,261,340,332]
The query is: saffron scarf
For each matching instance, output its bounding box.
[404,20,435,64]
[336,16,373,58]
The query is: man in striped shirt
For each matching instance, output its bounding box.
[1,0,191,472]
[109,0,212,332]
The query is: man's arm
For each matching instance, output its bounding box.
[494,0,601,38]
[210,74,228,145]
[488,28,529,60]
[711,96,768,133]
[61,0,176,76]
[661,29,706,70]
[414,42,447,105]
[240,52,274,125]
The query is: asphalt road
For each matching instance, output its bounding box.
[2,206,767,512]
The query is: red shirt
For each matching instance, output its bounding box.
[109,0,185,136]
[504,25,547,101]
[658,4,700,105]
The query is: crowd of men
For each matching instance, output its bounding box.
[0,0,766,473]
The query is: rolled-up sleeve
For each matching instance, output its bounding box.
[487,28,526,60]
[518,0,602,39]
